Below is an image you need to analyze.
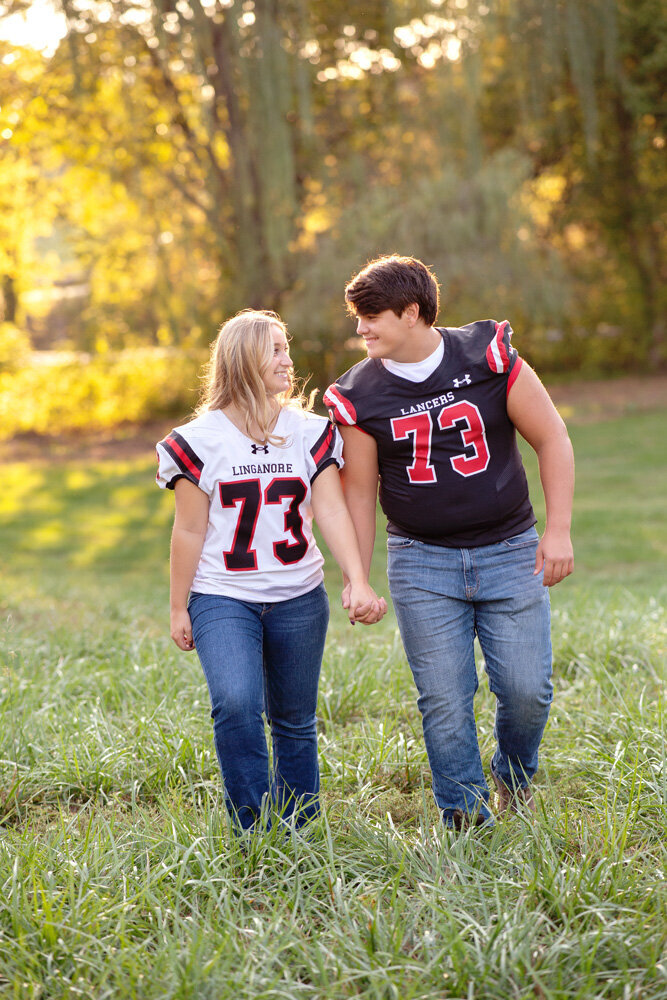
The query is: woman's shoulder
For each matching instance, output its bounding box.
[157,410,223,452]
[281,404,329,429]
[177,409,223,436]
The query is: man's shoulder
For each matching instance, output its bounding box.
[323,358,385,426]
[444,319,515,371]
[334,356,379,387]
[444,319,497,348]
[324,359,378,404]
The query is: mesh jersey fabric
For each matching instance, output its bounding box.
[156,406,342,601]
[323,320,535,548]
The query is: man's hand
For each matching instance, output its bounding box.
[534,528,574,587]
[342,582,388,624]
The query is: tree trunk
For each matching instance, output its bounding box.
[2,275,17,324]
[612,92,665,367]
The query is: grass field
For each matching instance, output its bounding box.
[0,409,665,999]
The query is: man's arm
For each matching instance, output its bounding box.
[507,363,575,587]
[311,464,386,624]
[338,424,380,583]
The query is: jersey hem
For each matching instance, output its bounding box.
[386,513,537,549]
[188,569,325,604]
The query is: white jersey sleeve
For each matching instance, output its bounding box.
[156,427,208,493]
[155,407,342,602]
[299,410,344,482]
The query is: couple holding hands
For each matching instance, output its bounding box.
[156,254,574,834]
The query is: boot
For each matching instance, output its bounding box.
[491,770,536,816]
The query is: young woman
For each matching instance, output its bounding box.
[156,309,386,832]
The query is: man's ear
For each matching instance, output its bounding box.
[402,302,420,326]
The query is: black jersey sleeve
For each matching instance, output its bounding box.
[322,382,357,426]
[483,320,520,377]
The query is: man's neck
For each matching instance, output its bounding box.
[397,322,441,363]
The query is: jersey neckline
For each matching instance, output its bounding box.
[371,328,450,388]
[213,405,286,442]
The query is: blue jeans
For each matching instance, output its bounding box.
[387,527,553,827]
[188,583,329,831]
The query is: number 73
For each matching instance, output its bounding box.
[391,400,490,483]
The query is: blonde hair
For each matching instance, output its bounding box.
[196,309,314,445]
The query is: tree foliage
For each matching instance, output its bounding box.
[0,0,665,400]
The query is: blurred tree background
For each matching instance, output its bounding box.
[0,0,665,435]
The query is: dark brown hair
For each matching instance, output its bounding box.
[345,255,440,326]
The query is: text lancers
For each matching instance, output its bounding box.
[399,392,455,416]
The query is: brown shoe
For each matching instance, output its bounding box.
[451,808,493,831]
[491,770,536,816]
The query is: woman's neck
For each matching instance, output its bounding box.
[222,398,280,442]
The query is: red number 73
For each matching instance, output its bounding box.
[390,400,490,483]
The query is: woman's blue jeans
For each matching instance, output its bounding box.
[387,527,553,827]
[188,583,329,831]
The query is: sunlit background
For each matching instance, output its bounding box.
[0,0,665,439]
[1,9,666,996]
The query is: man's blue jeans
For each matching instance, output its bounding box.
[188,583,329,831]
[387,527,553,827]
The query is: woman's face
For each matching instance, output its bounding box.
[262,325,293,395]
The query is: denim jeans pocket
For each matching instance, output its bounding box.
[501,527,539,549]
[387,535,416,549]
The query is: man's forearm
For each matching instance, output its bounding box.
[340,489,377,580]
[537,430,574,531]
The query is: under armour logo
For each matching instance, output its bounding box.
[251,443,269,455]
[453,374,471,387]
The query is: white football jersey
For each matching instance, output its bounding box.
[156,406,343,602]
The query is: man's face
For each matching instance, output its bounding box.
[354,308,416,362]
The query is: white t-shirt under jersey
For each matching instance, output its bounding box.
[156,406,342,602]
[382,337,444,381]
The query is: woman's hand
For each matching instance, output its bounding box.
[342,582,388,625]
[170,607,195,650]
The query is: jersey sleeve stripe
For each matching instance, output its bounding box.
[160,431,204,483]
[311,456,338,484]
[507,356,523,394]
[323,384,357,425]
[486,321,511,373]
[310,423,337,467]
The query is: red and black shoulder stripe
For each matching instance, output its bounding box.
[485,320,515,374]
[159,431,204,487]
[310,421,340,481]
[322,383,357,426]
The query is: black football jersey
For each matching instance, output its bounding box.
[323,320,536,547]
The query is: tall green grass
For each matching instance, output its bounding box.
[1,411,665,998]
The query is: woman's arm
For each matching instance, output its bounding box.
[338,425,380,579]
[507,363,575,587]
[170,478,209,649]
[311,463,386,624]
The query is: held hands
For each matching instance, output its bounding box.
[341,581,388,625]
[170,607,195,651]
[534,527,574,587]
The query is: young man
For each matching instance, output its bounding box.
[323,255,574,828]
